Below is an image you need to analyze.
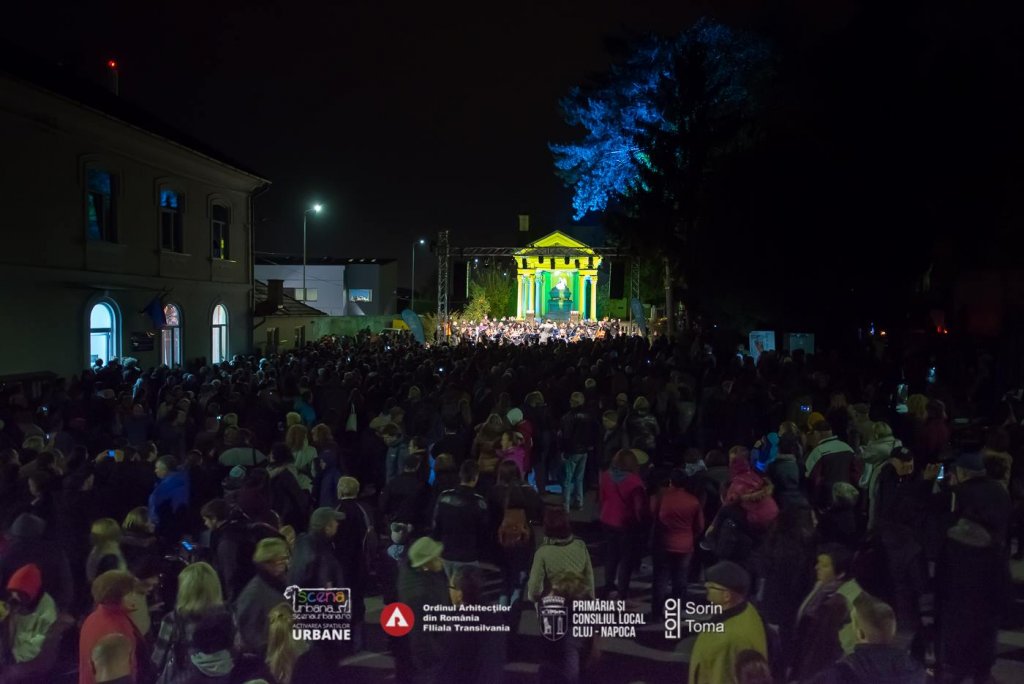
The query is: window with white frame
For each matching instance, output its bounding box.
[160,188,185,252]
[211,204,230,260]
[89,300,120,366]
[161,303,182,367]
[86,167,117,242]
[211,304,228,363]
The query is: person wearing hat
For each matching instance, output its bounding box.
[944,450,1012,546]
[1,563,58,666]
[395,536,449,683]
[506,407,535,476]
[689,560,767,684]
[289,508,345,588]
[0,513,74,613]
[235,537,290,656]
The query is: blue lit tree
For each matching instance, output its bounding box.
[552,19,773,322]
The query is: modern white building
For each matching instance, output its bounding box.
[0,55,269,379]
[255,255,397,316]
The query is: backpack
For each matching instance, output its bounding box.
[497,487,530,549]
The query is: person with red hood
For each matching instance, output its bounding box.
[1,563,58,667]
[723,446,779,532]
[79,570,145,684]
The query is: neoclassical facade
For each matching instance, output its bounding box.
[514,231,602,321]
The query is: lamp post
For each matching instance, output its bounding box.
[411,238,426,312]
[302,204,322,300]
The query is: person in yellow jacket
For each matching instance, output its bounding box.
[688,561,768,684]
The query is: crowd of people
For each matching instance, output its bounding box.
[0,330,1019,684]
[448,317,630,344]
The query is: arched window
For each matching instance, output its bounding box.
[161,303,182,367]
[211,304,228,363]
[89,300,120,366]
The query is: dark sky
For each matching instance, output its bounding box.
[2,0,742,281]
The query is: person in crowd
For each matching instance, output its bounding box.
[442,565,507,682]
[235,538,290,656]
[78,570,145,684]
[688,561,767,684]
[89,633,134,684]
[650,468,704,618]
[733,649,773,684]
[560,392,598,511]
[334,476,369,647]
[792,544,864,680]
[85,518,127,583]
[151,561,233,682]
[0,512,74,612]
[217,427,266,468]
[527,507,595,602]
[722,446,779,533]
[380,453,432,531]
[395,536,449,684]
[916,400,951,466]
[289,507,344,588]
[627,396,660,453]
[981,427,1013,489]
[949,450,1012,546]
[0,563,58,669]
[313,423,345,508]
[201,498,249,602]
[120,506,159,571]
[805,593,926,684]
[267,444,309,531]
[767,434,808,510]
[382,423,410,484]
[599,410,629,472]
[817,482,860,547]
[432,460,489,578]
[598,449,647,600]
[489,459,544,604]
[868,445,917,530]
[537,571,600,684]
[858,421,902,499]
[285,424,318,493]
[431,453,459,503]
[498,430,528,478]
[804,420,857,507]
[507,407,534,475]
[149,455,190,540]
[936,509,1011,684]
[265,602,309,684]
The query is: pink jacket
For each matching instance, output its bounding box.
[500,445,528,476]
[725,458,779,531]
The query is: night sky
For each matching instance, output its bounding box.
[6,1,1024,332]
[3,1,726,260]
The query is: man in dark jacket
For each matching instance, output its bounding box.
[289,507,345,588]
[768,434,808,510]
[559,393,599,510]
[806,593,925,684]
[380,454,432,531]
[950,450,1012,547]
[805,421,856,508]
[432,460,489,577]
[201,499,252,602]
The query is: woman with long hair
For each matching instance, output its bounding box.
[151,561,234,682]
[121,506,158,569]
[266,602,309,684]
[86,518,127,583]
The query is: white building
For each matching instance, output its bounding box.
[0,55,269,380]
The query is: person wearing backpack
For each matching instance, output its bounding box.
[488,459,544,606]
[151,562,235,684]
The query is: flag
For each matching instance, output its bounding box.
[401,309,426,345]
[143,295,166,328]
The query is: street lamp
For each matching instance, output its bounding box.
[302,203,323,300]
[411,238,426,313]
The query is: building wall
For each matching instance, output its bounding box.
[255,264,347,315]
[0,75,265,379]
[346,263,397,316]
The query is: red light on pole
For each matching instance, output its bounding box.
[106,59,119,95]
[107,59,118,70]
